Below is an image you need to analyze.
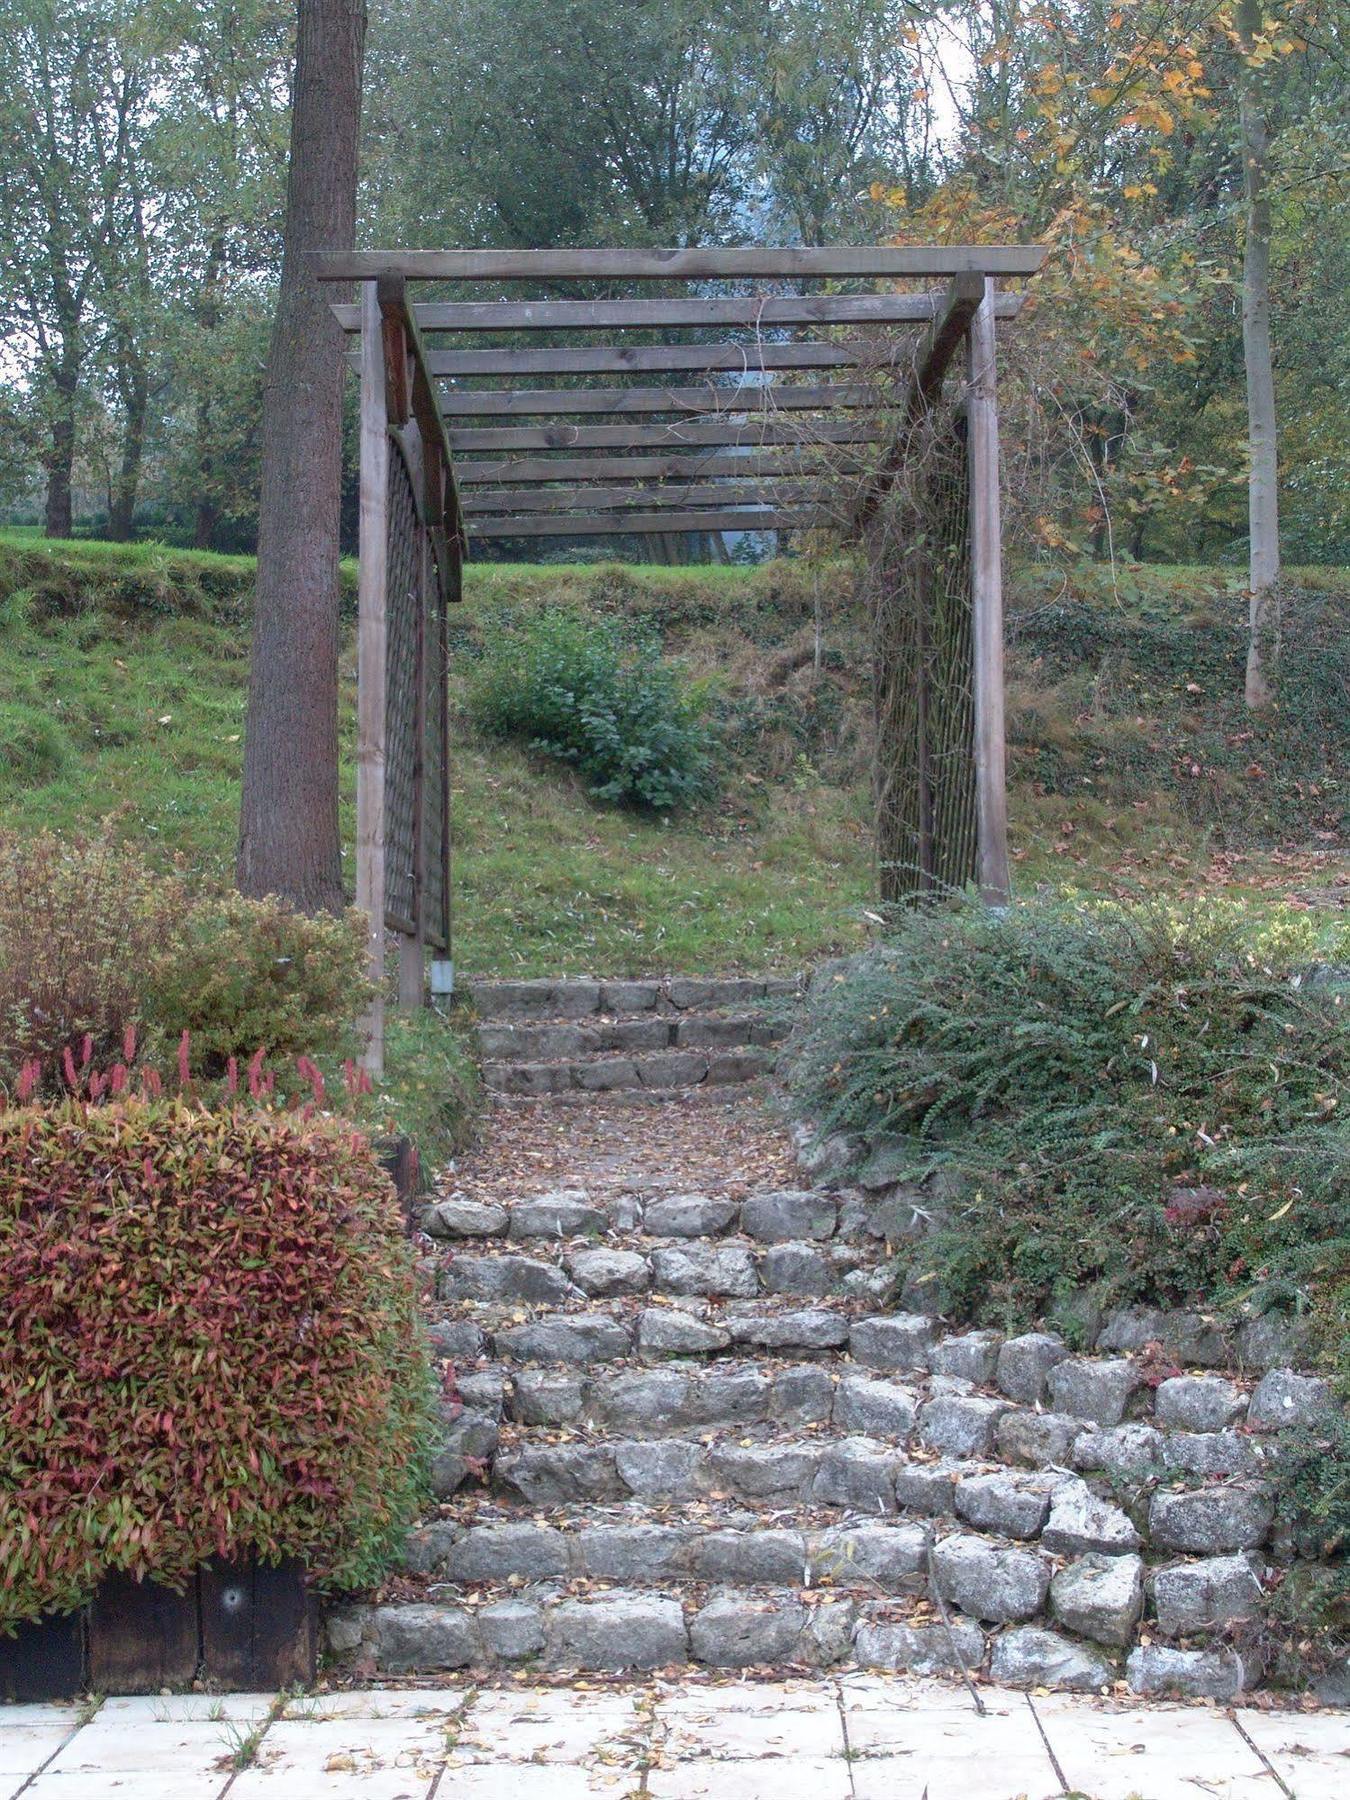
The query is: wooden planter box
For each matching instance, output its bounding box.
[0,1557,315,1701]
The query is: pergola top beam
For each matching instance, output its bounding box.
[318,245,1046,283]
[439,383,879,417]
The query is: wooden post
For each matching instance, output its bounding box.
[357,279,390,1071]
[967,279,1011,905]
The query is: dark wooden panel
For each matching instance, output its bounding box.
[333,292,1024,334]
[87,1572,198,1693]
[317,245,1047,282]
[0,1610,84,1702]
[455,449,856,485]
[470,508,828,537]
[439,383,879,417]
[200,1558,316,1690]
[445,418,883,454]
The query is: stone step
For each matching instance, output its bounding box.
[403,1508,930,1592]
[328,1561,1264,1692]
[467,974,805,1022]
[421,1184,907,1247]
[476,1010,790,1063]
[431,1239,898,1307]
[482,1045,775,1095]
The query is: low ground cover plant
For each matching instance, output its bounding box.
[466,606,718,809]
[0,1098,434,1628]
[789,898,1349,1379]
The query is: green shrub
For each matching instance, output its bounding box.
[143,891,371,1074]
[466,606,718,808]
[788,899,1350,1369]
[0,827,190,1086]
[0,1099,434,1628]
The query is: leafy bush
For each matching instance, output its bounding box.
[0,1099,434,1628]
[0,829,372,1091]
[142,891,370,1074]
[0,827,189,1084]
[466,606,718,808]
[789,899,1350,1370]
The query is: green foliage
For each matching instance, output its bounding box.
[789,899,1350,1370]
[1269,1411,1350,1647]
[0,827,191,1082]
[0,828,372,1090]
[466,606,719,810]
[0,1100,435,1628]
[142,890,371,1074]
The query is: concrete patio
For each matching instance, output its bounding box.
[3,1677,1346,1799]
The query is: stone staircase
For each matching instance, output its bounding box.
[326,1157,1338,1698]
[468,975,804,1097]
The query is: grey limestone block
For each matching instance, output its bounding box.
[638,1306,731,1356]
[996,1333,1068,1405]
[917,1395,1009,1458]
[615,1438,703,1500]
[1148,1485,1274,1554]
[1045,1356,1145,1427]
[1247,1368,1334,1432]
[496,1443,622,1505]
[1155,1374,1247,1432]
[854,1618,986,1674]
[1042,1479,1141,1556]
[690,1591,809,1666]
[443,1522,570,1583]
[421,1197,509,1238]
[769,1364,836,1425]
[932,1329,1004,1385]
[650,1243,760,1298]
[369,1604,480,1673]
[547,1595,688,1669]
[991,1626,1114,1692]
[438,1253,581,1306]
[1050,1553,1144,1647]
[811,1438,901,1512]
[643,1192,740,1237]
[810,1522,928,1590]
[688,1529,806,1586]
[566,1248,651,1297]
[577,1524,692,1580]
[1071,1422,1164,1480]
[728,1307,849,1350]
[1152,1552,1266,1638]
[834,1374,919,1439]
[849,1313,936,1372]
[996,1409,1084,1468]
[494,1314,632,1363]
[740,1189,839,1243]
[930,1534,1051,1623]
[1126,1643,1255,1700]
[479,1600,545,1661]
[955,1471,1059,1540]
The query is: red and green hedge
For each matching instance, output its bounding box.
[0,1100,433,1629]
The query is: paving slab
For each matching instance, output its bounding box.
[0,1705,83,1778]
[1033,1694,1275,1800]
[97,1692,275,1723]
[42,1716,246,1776]
[279,1689,468,1721]
[23,1772,230,1800]
[843,1692,1059,1798]
[647,1755,852,1799]
[658,1687,842,1760]
[454,1691,648,1765]
[445,1769,642,1798]
[1236,1707,1350,1800]
[227,1716,445,1800]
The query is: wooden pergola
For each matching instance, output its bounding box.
[315,245,1045,1068]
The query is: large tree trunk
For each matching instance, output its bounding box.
[44,358,79,539]
[43,408,75,540]
[237,0,366,911]
[1238,0,1280,709]
[108,342,148,541]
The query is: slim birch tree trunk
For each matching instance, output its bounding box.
[1238,0,1280,709]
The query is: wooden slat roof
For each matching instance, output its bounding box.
[335,248,1041,543]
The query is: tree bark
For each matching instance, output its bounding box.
[236,0,366,911]
[1238,0,1280,709]
[43,404,75,540]
[108,340,148,541]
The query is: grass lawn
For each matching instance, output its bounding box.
[1,529,1344,975]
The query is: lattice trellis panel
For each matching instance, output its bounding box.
[869,401,978,904]
[383,433,451,950]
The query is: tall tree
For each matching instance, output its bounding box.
[0,0,146,537]
[236,0,365,910]
[1236,0,1279,707]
